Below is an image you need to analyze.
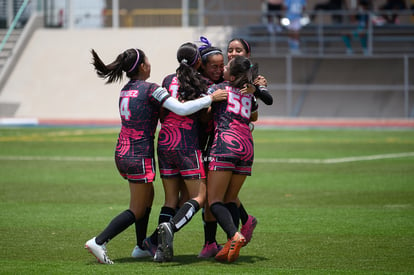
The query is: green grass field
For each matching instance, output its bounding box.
[0,127,413,274]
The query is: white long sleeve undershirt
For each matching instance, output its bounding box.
[162,95,212,116]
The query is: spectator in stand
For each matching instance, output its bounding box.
[412,0,414,15]
[311,0,348,24]
[283,0,307,54]
[379,0,407,24]
[412,2,414,23]
[264,0,284,33]
[342,0,372,55]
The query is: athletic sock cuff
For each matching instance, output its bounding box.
[188,199,200,212]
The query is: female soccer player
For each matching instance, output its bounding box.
[207,55,259,263]
[84,47,227,264]
[131,42,214,261]
[196,41,227,258]
[226,38,274,247]
[198,37,270,258]
[150,42,216,262]
[227,38,273,105]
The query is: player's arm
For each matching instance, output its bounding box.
[200,107,212,123]
[241,79,273,106]
[253,85,273,105]
[160,88,228,116]
[250,110,258,122]
[250,97,259,122]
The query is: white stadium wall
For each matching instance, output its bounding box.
[0,27,232,121]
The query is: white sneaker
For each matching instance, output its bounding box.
[131,245,152,258]
[85,237,114,264]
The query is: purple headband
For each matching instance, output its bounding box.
[128,49,140,73]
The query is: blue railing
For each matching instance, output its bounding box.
[0,0,30,54]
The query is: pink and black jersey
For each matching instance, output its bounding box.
[198,75,217,154]
[157,74,202,151]
[208,81,258,161]
[116,80,170,158]
[161,73,180,98]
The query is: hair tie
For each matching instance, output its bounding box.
[189,51,199,66]
[181,59,188,64]
[198,36,212,52]
[128,49,140,73]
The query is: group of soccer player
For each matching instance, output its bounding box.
[85,36,273,264]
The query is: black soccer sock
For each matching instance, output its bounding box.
[204,221,218,244]
[171,199,200,232]
[135,207,151,248]
[202,210,218,244]
[149,206,175,245]
[95,209,135,245]
[158,206,176,224]
[210,202,237,240]
[226,202,240,229]
[239,203,249,225]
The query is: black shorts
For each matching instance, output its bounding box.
[208,156,252,176]
[158,149,206,180]
[115,156,156,183]
[268,3,282,12]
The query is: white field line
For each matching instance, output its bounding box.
[255,152,414,164]
[0,156,113,162]
[0,152,413,164]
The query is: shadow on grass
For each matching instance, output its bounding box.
[114,254,268,265]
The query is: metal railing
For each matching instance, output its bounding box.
[0,1,41,95]
[1,3,413,118]
[0,0,30,54]
[274,55,413,118]
[91,8,414,56]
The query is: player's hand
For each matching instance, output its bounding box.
[240,83,255,95]
[210,89,228,102]
[249,122,255,132]
[254,75,267,87]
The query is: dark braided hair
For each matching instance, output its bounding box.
[91,48,145,84]
[176,43,207,101]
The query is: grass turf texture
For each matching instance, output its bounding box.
[0,127,413,274]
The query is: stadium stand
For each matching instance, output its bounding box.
[234,22,414,55]
[0,0,413,121]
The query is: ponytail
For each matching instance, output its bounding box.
[229,56,258,89]
[176,43,207,101]
[91,48,145,84]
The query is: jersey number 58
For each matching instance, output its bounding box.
[227,92,251,119]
